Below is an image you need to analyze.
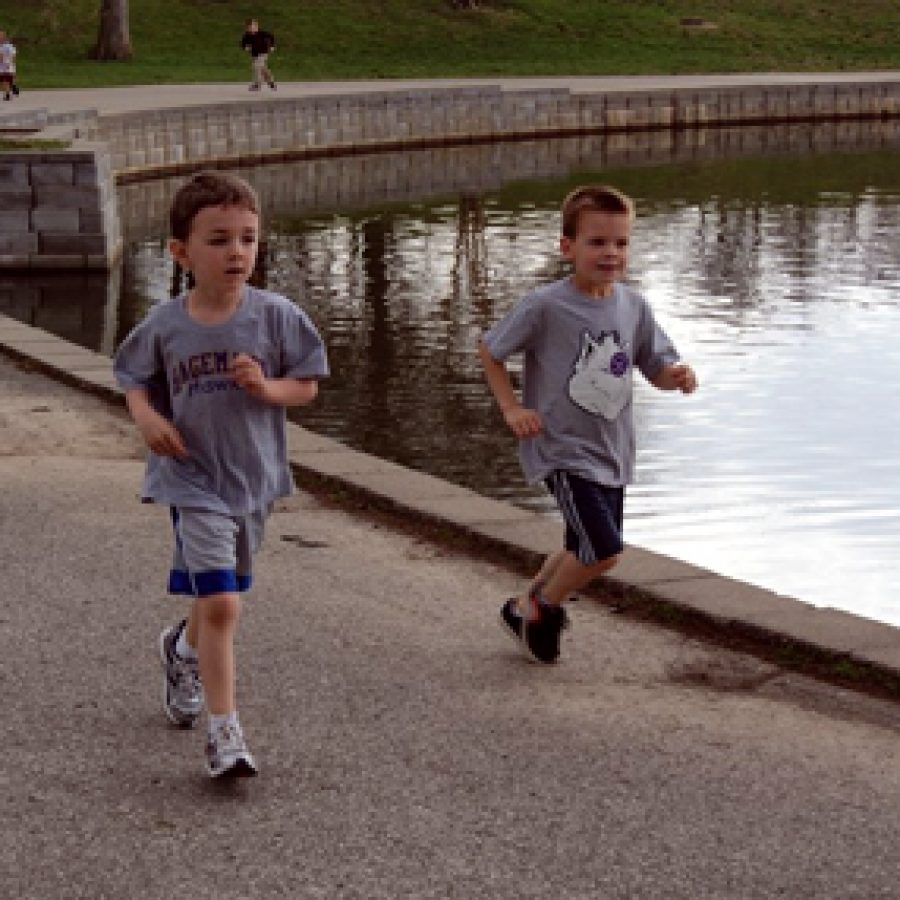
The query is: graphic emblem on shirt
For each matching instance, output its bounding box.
[567,330,632,420]
[170,350,266,398]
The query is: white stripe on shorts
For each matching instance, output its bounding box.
[549,471,597,566]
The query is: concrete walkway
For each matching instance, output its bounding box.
[8,71,900,118]
[3,332,900,899]
[2,313,900,691]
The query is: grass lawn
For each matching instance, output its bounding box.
[3,0,899,89]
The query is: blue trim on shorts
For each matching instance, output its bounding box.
[168,569,252,597]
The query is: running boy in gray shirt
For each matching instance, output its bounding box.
[115,172,328,777]
[479,185,697,664]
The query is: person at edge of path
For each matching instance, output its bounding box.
[240,18,276,92]
[478,185,698,664]
[113,172,328,778]
[0,30,19,101]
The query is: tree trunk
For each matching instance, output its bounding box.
[90,0,132,60]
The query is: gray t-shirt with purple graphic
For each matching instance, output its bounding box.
[482,277,679,487]
[114,286,329,514]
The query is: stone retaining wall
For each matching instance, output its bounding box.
[3,79,899,270]
[104,82,900,180]
[0,145,122,271]
[117,117,900,241]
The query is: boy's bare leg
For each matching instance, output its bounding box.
[534,551,621,609]
[187,593,241,714]
[516,549,569,610]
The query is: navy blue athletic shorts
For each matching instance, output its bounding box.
[545,470,624,566]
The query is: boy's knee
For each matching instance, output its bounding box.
[197,592,241,629]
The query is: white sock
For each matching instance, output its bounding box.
[208,711,239,735]
[175,628,198,662]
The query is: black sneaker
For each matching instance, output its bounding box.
[500,598,525,643]
[11,83,19,96]
[524,599,569,664]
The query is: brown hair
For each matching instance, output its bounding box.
[169,171,259,241]
[560,185,634,239]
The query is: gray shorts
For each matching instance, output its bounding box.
[168,506,268,597]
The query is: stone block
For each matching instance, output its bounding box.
[74,163,101,187]
[0,161,30,187]
[39,233,107,255]
[79,211,103,233]
[31,163,75,186]
[0,185,32,209]
[0,210,30,233]
[33,185,99,209]
[28,254,84,269]
[0,233,38,254]
[32,208,81,232]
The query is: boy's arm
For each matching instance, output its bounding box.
[649,362,699,394]
[124,388,189,458]
[253,377,318,407]
[231,354,318,407]
[477,340,542,438]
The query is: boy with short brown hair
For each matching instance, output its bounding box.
[479,184,697,663]
[114,171,328,777]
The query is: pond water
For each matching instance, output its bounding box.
[3,122,899,623]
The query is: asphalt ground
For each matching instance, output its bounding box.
[2,353,900,899]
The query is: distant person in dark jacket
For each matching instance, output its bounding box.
[240,19,276,92]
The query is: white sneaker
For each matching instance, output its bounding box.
[159,620,203,727]
[206,720,258,778]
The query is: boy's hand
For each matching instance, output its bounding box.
[652,363,699,394]
[231,353,269,399]
[134,409,188,458]
[503,404,543,439]
[669,363,699,394]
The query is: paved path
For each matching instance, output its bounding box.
[9,71,900,117]
[3,343,900,898]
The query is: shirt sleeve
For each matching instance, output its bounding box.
[278,306,329,380]
[481,292,543,362]
[633,297,679,381]
[113,314,162,391]
[113,309,174,418]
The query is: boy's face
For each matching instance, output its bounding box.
[560,210,631,298]
[169,203,259,301]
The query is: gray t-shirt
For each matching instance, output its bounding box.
[114,286,329,514]
[482,277,679,487]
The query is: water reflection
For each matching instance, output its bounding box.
[3,121,899,623]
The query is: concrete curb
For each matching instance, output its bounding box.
[2,312,900,694]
